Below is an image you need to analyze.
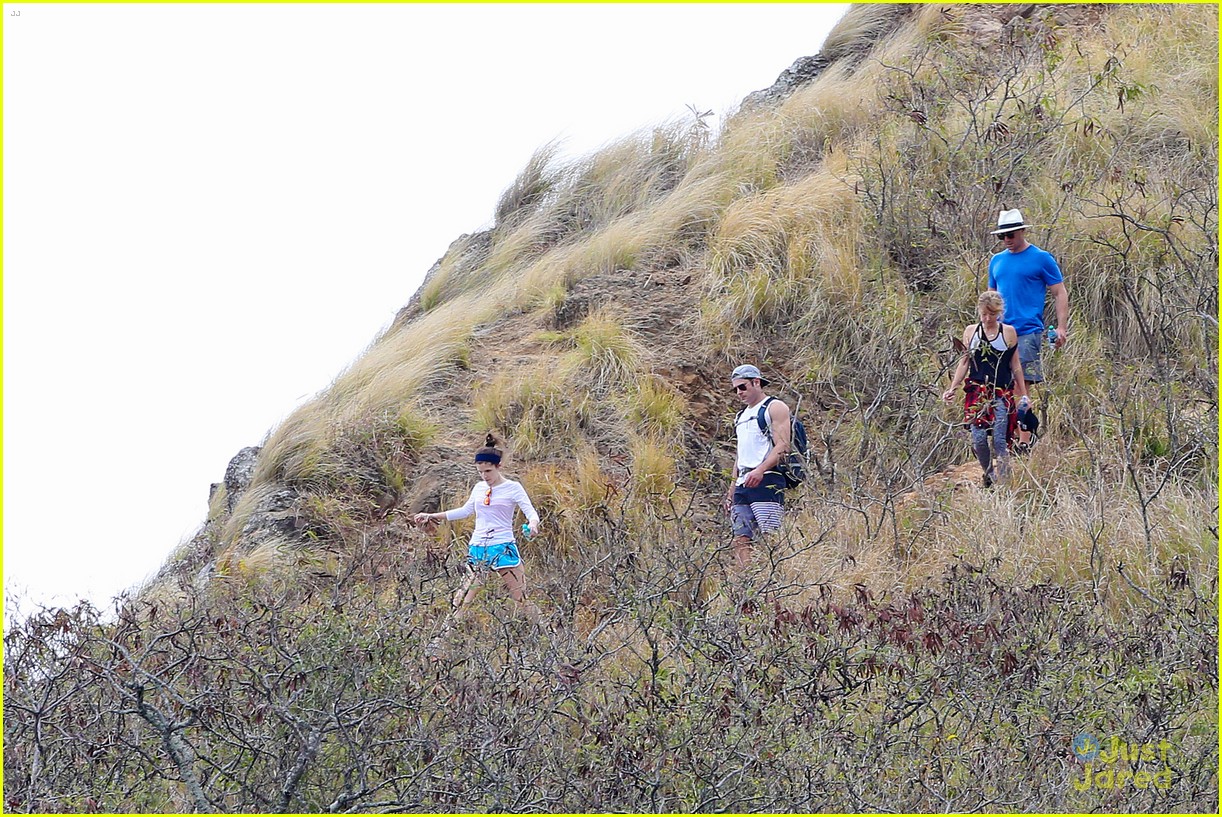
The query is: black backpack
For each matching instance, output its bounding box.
[757,396,810,488]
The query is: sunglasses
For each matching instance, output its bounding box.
[997,231,1018,239]
[734,381,755,392]
[484,486,492,506]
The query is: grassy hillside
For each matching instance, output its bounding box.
[5,4,1217,812]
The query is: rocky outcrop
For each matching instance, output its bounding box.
[742,54,836,110]
[180,446,307,591]
[230,485,307,548]
[221,445,261,513]
[390,229,494,329]
[742,4,916,109]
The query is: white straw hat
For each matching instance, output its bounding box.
[990,208,1031,234]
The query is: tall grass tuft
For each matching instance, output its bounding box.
[563,310,647,394]
[628,377,688,446]
[702,161,863,345]
[471,375,589,462]
[494,141,563,228]
[628,436,677,499]
[519,451,610,562]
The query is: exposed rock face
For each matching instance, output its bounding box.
[742,4,917,109]
[223,446,262,513]
[232,486,306,547]
[741,54,834,110]
[182,446,305,592]
[391,229,494,329]
[552,291,592,330]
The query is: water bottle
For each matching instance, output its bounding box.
[521,523,534,540]
[1047,326,1058,347]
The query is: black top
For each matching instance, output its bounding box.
[967,323,1017,389]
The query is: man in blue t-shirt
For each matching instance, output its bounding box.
[987,208,1069,388]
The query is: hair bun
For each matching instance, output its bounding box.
[474,432,504,465]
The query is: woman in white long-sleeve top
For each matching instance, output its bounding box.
[415,434,542,627]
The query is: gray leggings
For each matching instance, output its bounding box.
[971,398,1010,480]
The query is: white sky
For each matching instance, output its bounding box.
[3,2,849,618]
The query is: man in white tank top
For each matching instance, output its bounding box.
[724,364,792,570]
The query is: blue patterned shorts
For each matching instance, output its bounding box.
[467,541,521,571]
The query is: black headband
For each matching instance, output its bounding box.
[474,451,502,464]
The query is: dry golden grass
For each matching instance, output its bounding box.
[215,4,1213,639]
[471,375,589,462]
[482,210,562,281]
[562,310,647,392]
[556,124,695,226]
[820,3,910,63]
[502,155,733,312]
[628,377,688,445]
[495,141,563,227]
[421,125,721,319]
[416,233,493,312]
[1086,5,1218,148]
[214,537,333,596]
[218,484,294,550]
[393,401,441,452]
[470,374,522,436]
[774,440,1217,617]
[716,65,881,191]
[702,159,863,344]
[566,217,643,277]
[628,436,676,497]
[416,254,461,314]
[207,484,228,523]
[253,293,486,490]
[519,451,609,559]
[329,297,481,417]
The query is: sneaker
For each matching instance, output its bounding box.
[982,472,993,489]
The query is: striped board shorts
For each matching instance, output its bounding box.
[731,502,783,539]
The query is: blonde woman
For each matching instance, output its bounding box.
[943,290,1030,487]
[415,434,542,640]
